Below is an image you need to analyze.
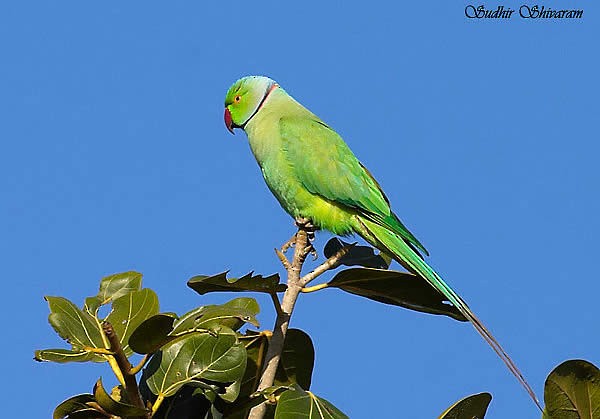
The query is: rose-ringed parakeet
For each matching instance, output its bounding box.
[223,75,540,408]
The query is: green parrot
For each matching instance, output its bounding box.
[224,75,540,409]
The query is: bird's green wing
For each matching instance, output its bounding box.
[279,116,429,256]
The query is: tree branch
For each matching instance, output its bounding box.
[102,321,149,418]
[300,243,354,287]
[274,248,292,270]
[248,223,311,419]
[270,292,284,316]
[248,221,351,419]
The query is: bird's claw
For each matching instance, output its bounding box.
[308,244,318,261]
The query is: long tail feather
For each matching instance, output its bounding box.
[359,218,542,410]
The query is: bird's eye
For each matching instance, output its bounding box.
[234,95,241,103]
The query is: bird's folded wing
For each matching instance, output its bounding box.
[279,116,428,256]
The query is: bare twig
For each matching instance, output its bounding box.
[270,292,284,316]
[300,243,355,287]
[301,283,329,293]
[274,248,291,270]
[102,321,149,418]
[253,334,268,390]
[130,354,150,375]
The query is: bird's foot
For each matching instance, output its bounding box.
[280,218,319,260]
[295,217,317,242]
[295,217,316,233]
[280,232,317,260]
[295,217,318,260]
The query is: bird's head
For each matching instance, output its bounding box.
[224,76,277,134]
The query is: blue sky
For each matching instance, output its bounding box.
[2,1,598,418]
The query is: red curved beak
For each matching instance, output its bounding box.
[224,108,235,135]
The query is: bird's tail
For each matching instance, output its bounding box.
[359,218,542,410]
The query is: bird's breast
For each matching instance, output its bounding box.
[242,94,355,235]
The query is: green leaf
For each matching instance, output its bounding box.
[253,385,294,400]
[274,329,314,390]
[53,394,103,419]
[275,385,348,419]
[223,333,266,418]
[170,298,260,334]
[93,378,148,417]
[40,279,160,362]
[219,379,241,403]
[225,330,315,418]
[188,378,242,405]
[438,393,492,419]
[167,298,261,337]
[144,326,246,398]
[129,313,177,354]
[544,359,600,419]
[169,307,208,334]
[105,288,160,356]
[35,348,96,363]
[327,268,466,321]
[43,296,105,362]
[324,238,389,269]
[226,385,291,418]
[150,384,213,419]
[62,411,108,419]
[191,298,260,331]
[84,296,103,315]
[83,272,143,315]
[188,271,285,295]
[97,271,143,303]
[130,298,259,355]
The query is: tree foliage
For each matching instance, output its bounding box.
[36,238,599,418]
